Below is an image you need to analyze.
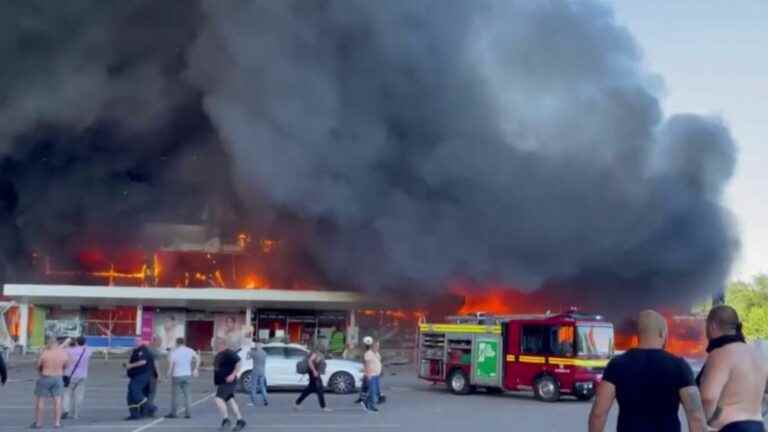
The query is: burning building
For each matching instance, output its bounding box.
[1,1,738,353]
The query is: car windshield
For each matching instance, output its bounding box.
[263,347,285,357]
[285,348,308,359]
[576,326,614,358]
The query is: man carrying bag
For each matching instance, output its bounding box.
[62,337,92,420]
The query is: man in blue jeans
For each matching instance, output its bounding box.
[361,338,382,412]
[247,342,269,406]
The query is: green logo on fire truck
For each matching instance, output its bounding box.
[476,339,498,378]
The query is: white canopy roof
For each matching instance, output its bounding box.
[2,284,365,311]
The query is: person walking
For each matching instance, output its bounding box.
[165,338,199,419]
[360,337,382,412]
[698,305,768,432]
[246,341,269,407]
[589,310,707,432]
[213,337,246,431]
[124,340,158,421]
[31,337,69,429]
[147,336,164,412]
[294,346,331,412]
[61,336,93,420]
[0,347,7,387]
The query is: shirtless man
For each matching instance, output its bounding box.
[32,337,70,428]
[699,305,768,432]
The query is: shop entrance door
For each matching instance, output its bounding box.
[186,320,214,352]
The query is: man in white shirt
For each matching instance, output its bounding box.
[165,338,199,419]
[361,337,382,413]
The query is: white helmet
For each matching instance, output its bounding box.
[363,336,374,346]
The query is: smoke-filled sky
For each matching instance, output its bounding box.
[0,0,740,311]
[611,0,767,282]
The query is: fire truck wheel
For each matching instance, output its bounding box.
[534,375,560,402]
[448,369,474,395]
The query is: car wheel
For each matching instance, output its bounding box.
[534,375,560,402]
[238,370,252,393]
[329,372,355,394]
[447,369,474,395]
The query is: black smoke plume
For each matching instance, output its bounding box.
[0,0,738,312]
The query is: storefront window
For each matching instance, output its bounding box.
[84,307,137,337]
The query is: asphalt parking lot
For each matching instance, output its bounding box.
[2,357,616,432]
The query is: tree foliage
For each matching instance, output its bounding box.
[726,274,768,341]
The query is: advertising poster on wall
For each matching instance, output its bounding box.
[214,313,247,350]
[154,311,186,352]
[44,320,82,338]
[140,309,154,345]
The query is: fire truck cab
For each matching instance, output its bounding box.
[418,310,614,401]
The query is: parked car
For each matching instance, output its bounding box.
[236,342,364,394]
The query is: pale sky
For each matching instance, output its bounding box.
[611,0,767,282]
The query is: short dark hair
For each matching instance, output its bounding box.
[76,336,86,346]
[707,305,742,335]
[176,337,185,346]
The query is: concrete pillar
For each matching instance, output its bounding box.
[245,307,253,343]
[347,309,359,348]
[19,302,29,354]
[245,307,252,328]
[135,305,143,336]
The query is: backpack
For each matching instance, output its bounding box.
[296,355,310,374]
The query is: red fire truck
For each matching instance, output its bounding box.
[418,310,614,401]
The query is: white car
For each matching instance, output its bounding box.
[236,343,364,394]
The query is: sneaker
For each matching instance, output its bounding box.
[219,419,232,430]
[124,416,142,421]
[353,398,363,404]
[29,424,41,430]
[165,414,178,419]
[184,414,191,419]
[61,412,69,420]
[232,419,247,432]
[263,401,269,406]
[368,406,380,413]
[359,401,368,412]
[322,407,333,412]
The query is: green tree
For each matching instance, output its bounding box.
[725,274,768,341]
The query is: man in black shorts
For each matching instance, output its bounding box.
[589,310,707,432]
[213,337,246,431]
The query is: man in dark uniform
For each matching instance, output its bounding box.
[124,341,157,420]
[0,350,7,386]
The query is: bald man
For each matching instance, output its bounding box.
[589,310,706,432]
[698,305,768,432]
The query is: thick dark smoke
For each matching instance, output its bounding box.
[0,1,240,278]
[1,0,738,312]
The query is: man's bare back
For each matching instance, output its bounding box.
[39,347,68,377]
[701,342,768,429]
